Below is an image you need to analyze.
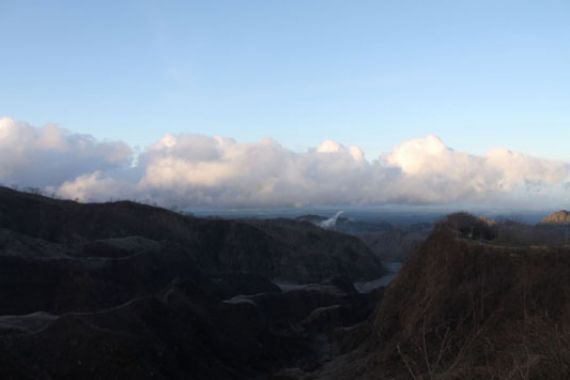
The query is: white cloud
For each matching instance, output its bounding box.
[1,117,569,208]
[0,117,132,188]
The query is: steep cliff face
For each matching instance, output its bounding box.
[315,214,570,379]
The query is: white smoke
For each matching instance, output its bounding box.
[319,211,344,229]
[1,117,569,209]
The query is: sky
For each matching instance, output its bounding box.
[0,1,569,209]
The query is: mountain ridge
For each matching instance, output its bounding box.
[540,210,570,225]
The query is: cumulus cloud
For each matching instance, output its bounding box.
[383,135,570,205]
[1,117,568,208]
[0,117,132,188]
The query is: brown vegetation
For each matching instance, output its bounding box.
[540,210,570,225]
[314,213,570,379]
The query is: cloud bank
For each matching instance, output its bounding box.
[1,117,569,209]
[0,118,131,188]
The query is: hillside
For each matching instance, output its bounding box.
[6,187,568,379]
[314,213,570,379]
[297,213,432,262]
[0,187,385,379]
[0,186,384,283]
[540,210,570,225]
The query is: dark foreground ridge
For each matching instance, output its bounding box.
[313,213,570,379]
[0,187,384,379]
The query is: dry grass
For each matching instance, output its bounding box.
[314,214,570,379]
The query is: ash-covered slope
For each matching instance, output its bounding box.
[315,213,570,379]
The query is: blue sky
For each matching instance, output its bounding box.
[1,0,569,160]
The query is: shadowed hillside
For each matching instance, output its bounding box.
[297,213,432,262]
[0,186,384,283]
[313,213,570,379]
[0,187,386,379]
[4,187,568,379]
